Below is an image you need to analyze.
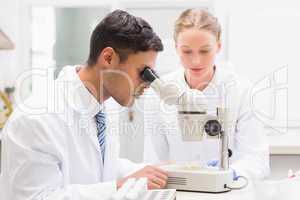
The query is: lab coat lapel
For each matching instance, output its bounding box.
[89,116,105,173]
[65,104,105,180]
[58,65,106,180]
[102,103,119,181]
[102,131,117,181]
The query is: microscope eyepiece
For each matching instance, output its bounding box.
[140,67,159,83]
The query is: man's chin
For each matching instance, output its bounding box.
[117,97,135,107]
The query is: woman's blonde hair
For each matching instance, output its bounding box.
[174,9,221,42]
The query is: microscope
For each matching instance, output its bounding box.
[140,67,234,193]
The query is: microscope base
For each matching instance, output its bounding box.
[161,165,233,193]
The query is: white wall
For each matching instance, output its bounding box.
[0,0,19,90]
[218,0,300,179]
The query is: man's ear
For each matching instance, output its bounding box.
[96,47,118,68]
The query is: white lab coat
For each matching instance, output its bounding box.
[143,64,270,179]
[0,66,142,200]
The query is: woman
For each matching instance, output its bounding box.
[144,9,270,179]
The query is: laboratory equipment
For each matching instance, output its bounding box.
[0,90,13,129]
[140,67,239,193]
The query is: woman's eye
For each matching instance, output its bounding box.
[200,50,209,54]
[183,51,192,54]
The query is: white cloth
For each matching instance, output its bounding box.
[0,65,142,200]
[143,64,270,179]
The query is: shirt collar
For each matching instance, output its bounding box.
[56,65,102,118]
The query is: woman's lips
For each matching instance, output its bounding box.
[190,68,204,72]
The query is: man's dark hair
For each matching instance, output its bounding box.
[87,9,163,65]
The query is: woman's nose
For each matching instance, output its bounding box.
[191,54,201,66]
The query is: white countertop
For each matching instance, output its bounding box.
[176,179,299,200]
[268,132,300,155]
[176,189,254,200]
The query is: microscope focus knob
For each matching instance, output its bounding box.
[228,149,233,158]
[204,120,222,137]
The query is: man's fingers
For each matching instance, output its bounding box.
[153,170,168,182]
[148,180,161,190]
[148,166,168,188]
[151,166,168,177]
[149,175,167,188]
[126,165,169,190]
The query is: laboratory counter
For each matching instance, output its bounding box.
[176,179,299,200]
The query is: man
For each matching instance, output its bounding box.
[0,10,167,200]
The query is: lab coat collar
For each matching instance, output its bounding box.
[177,65,218,92]
[56,65,102,118]
[56,65,119,181]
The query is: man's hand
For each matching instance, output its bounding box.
[117,165,168,190]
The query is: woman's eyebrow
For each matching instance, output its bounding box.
[180,44,212,48]
[180,45,191,48]
[200,45,212,48]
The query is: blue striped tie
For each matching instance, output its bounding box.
[95,111,106,163]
